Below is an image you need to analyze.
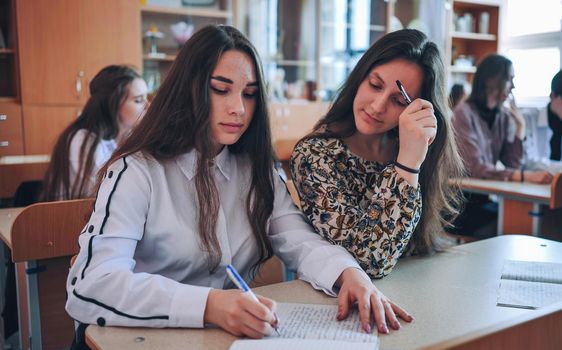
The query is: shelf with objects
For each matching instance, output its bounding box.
[140,0,236,93]
[447,0,500,87]
[238,0,390,171]
[0,0,24,156]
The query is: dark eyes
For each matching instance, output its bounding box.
[211,86,228,95]
[368,81,408,107]
[210,86,257,98]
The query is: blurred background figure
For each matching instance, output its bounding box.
[448,83,468,110]
[548,70,562,161]
[42,65,148,201]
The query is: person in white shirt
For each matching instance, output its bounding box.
[42,65,148,200]
[65,25,413,348]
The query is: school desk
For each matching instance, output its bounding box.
[0,155,50,198]
[85,235,562,350]
[0,199,93,350]
[454,173,562,236]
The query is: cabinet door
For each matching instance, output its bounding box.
[22,105,80,155]
[0,102,24,155]
[17,0,83,105]
[80,0,141,88]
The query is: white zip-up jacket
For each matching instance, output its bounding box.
[66,147,361,328]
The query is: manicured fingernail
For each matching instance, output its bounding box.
[364,324,371,333]
[380,324,389,334]
[394,321,401,329]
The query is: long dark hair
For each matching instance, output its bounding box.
[42,65,141,201]
[467,54,512,109]
[101,25,275,272]
[307,29,464,255]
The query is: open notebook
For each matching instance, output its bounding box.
[229,302,379,350]
[497,260,562,309]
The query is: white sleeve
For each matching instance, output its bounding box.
[65,156,211,328]
[268,172,362,297]
[68,130,91,184]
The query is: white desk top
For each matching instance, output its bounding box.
[0,207,23,248]
[0,155,50,165]
[86,235,562,350]
[455,177,551,204]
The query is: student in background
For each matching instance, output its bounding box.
[290,29,464,279]
[453,54,552,184]
[66,26,412,349]
[548,70,562,161]
[452,54,552,236]
[448,83,467,110]
[42,65,148,200]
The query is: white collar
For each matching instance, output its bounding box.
[175,147,232,181]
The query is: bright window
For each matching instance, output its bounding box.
[507,47,560,101]
[505,0,561,37]
[503,0,561,106]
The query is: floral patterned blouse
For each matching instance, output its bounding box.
[290,136,422,278]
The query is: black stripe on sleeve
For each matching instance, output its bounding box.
[72,289,169,321]
[99,157,128,235]
[80,157,129,280]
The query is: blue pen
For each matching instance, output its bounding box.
[226,264,280,335]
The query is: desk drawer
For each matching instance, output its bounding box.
[0,102,24,155]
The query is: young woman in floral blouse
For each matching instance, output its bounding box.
[291,29,464,279]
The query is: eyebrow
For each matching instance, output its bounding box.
[211,75,258,86]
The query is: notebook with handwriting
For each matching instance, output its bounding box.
[497,260,562,309]
[229,302,379,350]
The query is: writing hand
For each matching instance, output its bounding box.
[204,289,277,338]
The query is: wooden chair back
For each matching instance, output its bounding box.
[11,198,94,262]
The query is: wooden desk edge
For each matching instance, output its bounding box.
[422,299,562,350]
[452,179,550,205]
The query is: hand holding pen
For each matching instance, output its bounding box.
[394,80,438,174]
[226,264,280,336]
[203,264,280,338]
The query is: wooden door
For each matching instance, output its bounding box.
[0,101,24,155]
[80,0,142,89]
[22,105,80,155]
[17,0,84,105]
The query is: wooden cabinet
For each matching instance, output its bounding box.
[17,0,141,106]
[0,0,20,100]
[22,105,80,155]
[446,0,501,85]
[0,101,24,155]
[13,0,141,155]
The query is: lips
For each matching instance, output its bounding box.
[219,122,244,132]
[362,109,383,123]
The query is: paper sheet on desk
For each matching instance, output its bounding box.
[229,303,379,350]
[497,260,562,309]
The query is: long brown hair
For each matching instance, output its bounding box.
[42,65,141,201]
[467,54,512,110]
[306,29,464,255]
[100,25,275,272]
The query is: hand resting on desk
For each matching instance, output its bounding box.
[335,267,413,334]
